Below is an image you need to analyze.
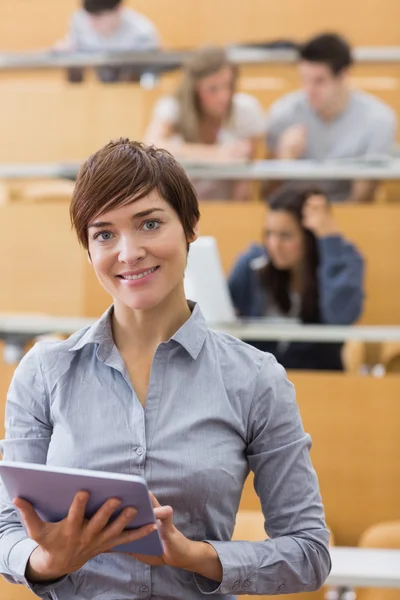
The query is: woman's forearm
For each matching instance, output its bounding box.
[185,541,223,582]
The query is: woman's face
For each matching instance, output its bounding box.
[196,66,235,119]
[87,191,197,313]
[264,210,305,270]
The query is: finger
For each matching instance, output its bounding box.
[13,498,45,540]
[67,491,90,529]
[103,523,157,552]
[99,504,137,540]
[153,506,174,532]
[85,498,123,537]
[149,492,161,509]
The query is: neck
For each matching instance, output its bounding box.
[201,113,224,127]
[290,264,303,294]
[112,284,191,354]
[318,85,350,120]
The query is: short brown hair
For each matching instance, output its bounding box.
[70,138,200,249]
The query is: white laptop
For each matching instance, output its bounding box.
[185,236,237,323]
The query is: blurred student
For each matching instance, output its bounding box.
[229,186,364,370]
[266,34,397,203]
[55,0,160,82]
[145,46,265,200]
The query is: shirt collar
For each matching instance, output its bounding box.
[171,301,208,360]
[69,301,208,361]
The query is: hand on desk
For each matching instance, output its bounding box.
[130,492,223,582]
[14,492,155,583]
[276,124,307,159]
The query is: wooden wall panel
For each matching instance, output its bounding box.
[0,0,399,51]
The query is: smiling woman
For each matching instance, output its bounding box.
[0,139,331,600]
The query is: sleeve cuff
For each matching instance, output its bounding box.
[193,540,259,595]
[8,537,68,594]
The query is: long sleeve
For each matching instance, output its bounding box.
[228,253,253,317]
[195,353,331,596]
[0,344,68,596]
[318,235,365,325]
[228,244,266,317]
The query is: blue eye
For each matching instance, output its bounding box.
[142,219,161,231]
[95,231,113,242]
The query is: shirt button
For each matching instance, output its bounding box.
[139,585,149,594]
[243,580,251,589]
[136,446,145,456]
[278,583,286,592]
[232,581,240,590]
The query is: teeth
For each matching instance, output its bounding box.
[122,267,157,280]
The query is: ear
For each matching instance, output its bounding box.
[338,67,350,83]
[188,221,200,244]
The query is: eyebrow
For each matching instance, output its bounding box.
[88,208,166,229]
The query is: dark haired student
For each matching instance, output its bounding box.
[229,186,365,370]
[266,33,397,203]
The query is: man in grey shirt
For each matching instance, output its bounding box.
[56,0,160,82]
[266,34,397,202]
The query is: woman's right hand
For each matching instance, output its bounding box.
[14,492,156,583]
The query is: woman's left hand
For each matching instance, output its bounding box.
[302,194,339,238]
[128,493,200,571]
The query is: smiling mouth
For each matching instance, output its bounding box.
[117,266,159,280]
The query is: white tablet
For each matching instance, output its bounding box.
[0,460,163,555]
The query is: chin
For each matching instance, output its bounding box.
[273,261,292,270]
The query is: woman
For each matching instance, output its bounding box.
[229,186,364,370]
[0,140,330,599]
[144,46,265,200]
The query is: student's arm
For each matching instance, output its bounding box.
[317,236,364,324]
[133,14,161,51]
[52,12,79,52]
[228,250,255,316]
[145,97,257,163]
[193,354,331,595]
[144,117,228,161]
[302,194,364,324]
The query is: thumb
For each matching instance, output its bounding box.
[154,505,174,530]
[13,498,45,540]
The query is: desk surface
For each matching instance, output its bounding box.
[182,158,400,181]
[0,46,399,71]
[1,158,400,181]
[0,313,400,343]
[327,547,400,588]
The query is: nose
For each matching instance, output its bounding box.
[267,234,281,256]
[218,88,231,106]
[117,235,146,264]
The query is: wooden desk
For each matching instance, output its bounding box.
[328,548,400,588]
